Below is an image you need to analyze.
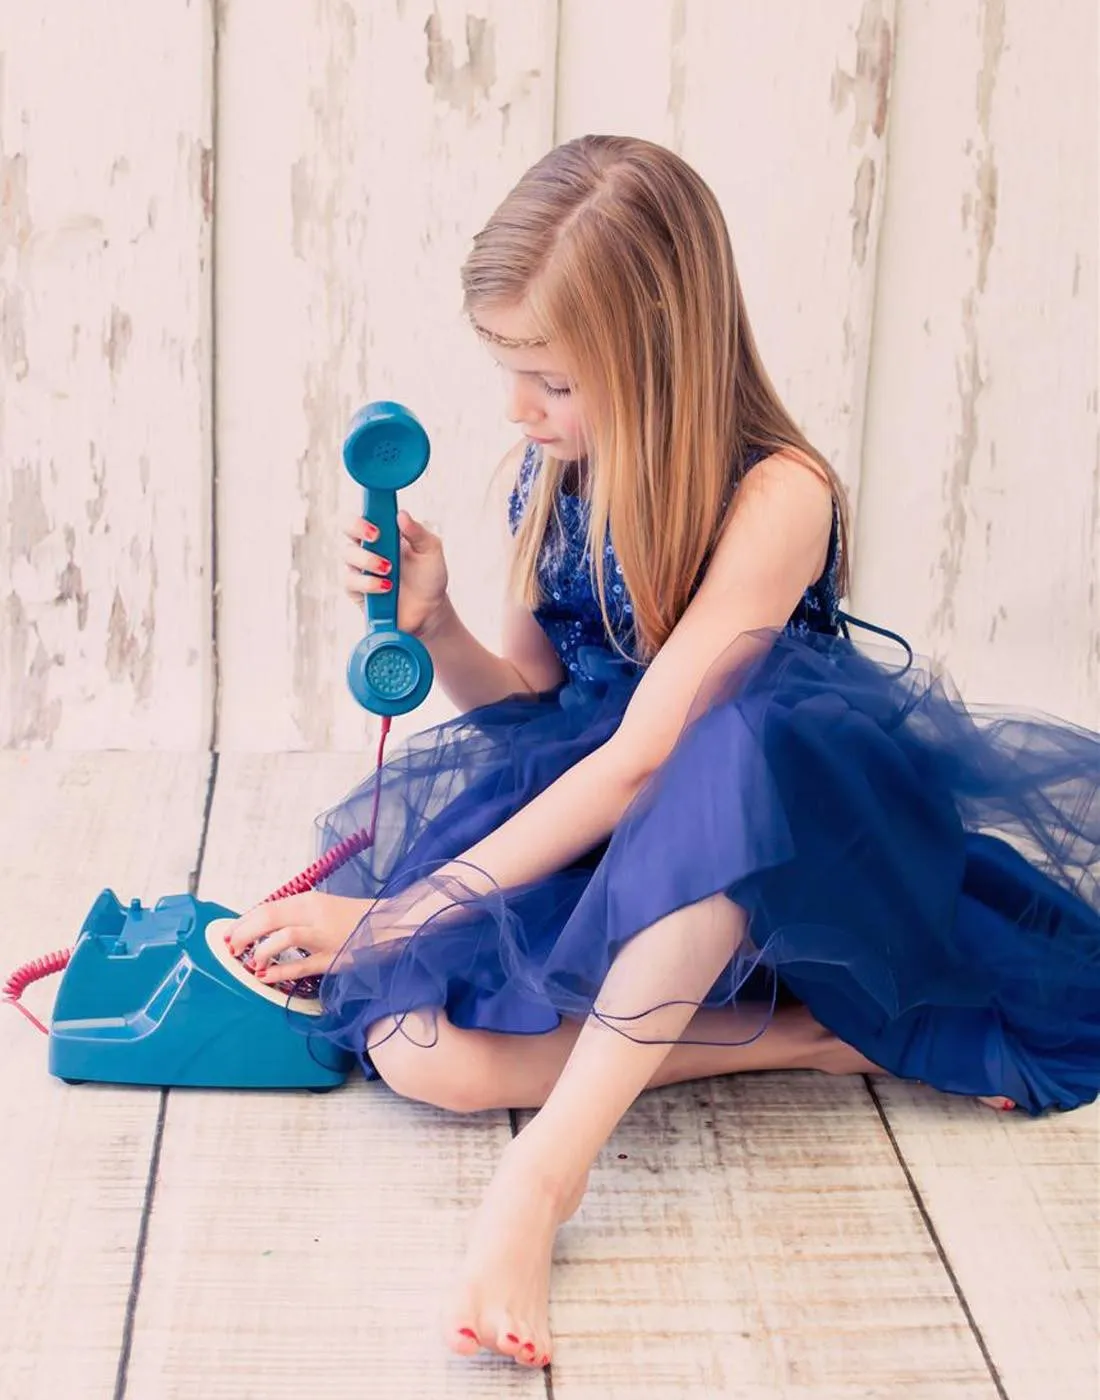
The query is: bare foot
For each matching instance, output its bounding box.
[810,1028,1017,1113]
[977,1095,1016,1112]
[444,1139,585,1368]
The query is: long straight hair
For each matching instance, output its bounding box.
[461,135,849,663]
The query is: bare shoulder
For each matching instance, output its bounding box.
[737,446,834,514]
[709,447,835,587]
[726,448,833,538]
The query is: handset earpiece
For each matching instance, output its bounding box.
[343,401,435,716]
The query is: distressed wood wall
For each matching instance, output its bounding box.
[854,0,1099,720]
[1,2,214,748]
[1,0,1096,750]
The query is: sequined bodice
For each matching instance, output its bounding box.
[508,443,840,679]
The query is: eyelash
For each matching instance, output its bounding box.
[542,381,571,398]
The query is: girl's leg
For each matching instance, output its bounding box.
[371,1000,1009,1121]
[371,893,1011,1368]
[444,892,751,1367]
[371,999,873,1114]
[433,895,1018,1368]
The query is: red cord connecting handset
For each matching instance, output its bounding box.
[3,716,393,1036]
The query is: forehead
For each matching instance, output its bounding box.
[472,302,573,377]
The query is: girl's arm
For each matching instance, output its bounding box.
[412,453,834,902]
[421,593,565,710]
[419,443,566,711]
[231,455,833,969]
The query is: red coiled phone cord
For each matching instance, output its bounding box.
[3,716,393,1035]
[3,954,70,1034]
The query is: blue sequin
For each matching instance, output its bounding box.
[507,442,841,677]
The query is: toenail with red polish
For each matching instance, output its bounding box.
[506,1334,519,1344]
[458,1328,478,1341]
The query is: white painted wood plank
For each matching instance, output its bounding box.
[876,1083,1100,1400]
[215,1,558,751]
[0,752,211,1399]
[0,4,215,748]
[854,0,1099,726]
[538,1075,999,1399]
[124,754,527,1398]
[557,0,896,503]
[555,0,680,148]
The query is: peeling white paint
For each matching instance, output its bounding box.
[214,0,557,750]
[1,1,214,748]
[855,0,1098,726]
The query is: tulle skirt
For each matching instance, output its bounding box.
[309,631,1100,1116]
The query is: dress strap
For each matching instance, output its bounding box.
[836,610,915,673]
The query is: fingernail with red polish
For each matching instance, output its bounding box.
[459,1327,478,1341]
[506,1334,519,1344]
[379,579,392,592]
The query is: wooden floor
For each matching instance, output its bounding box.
[2,751,1097,1400]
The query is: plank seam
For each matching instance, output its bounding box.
[187,749,221,896]
[867,1079,1010,1400]
[851,0,900,547]
[111,1091,168,1400]
[551,0,564,145]
[117,0,223,1376]
[208,0,224,753]
[509,1109,557,1394]
[113,744,219,1397]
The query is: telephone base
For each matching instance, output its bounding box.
[48,889,354,1090]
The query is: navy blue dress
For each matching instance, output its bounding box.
[312,445,1100,1116]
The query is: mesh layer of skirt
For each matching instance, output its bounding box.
[306,633,1100,1116]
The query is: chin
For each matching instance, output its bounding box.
[540,441,578,461]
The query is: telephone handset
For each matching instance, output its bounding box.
[343,401,434,716]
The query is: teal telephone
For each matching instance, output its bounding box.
[3,402,433,1090]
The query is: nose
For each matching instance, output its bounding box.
[503,372,543,428]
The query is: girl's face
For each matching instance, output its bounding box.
[472,303,589,462]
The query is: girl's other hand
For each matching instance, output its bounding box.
[342,509,450,639]
[225,891,375,982]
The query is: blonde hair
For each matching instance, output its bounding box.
[461,135,849,663]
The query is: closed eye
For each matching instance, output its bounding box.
[542,380,572,398]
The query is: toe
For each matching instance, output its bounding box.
[515,1338,551,1368]
[496,1330,524,1359]
[445,1324,482,1357]
[480,1310,530,1359]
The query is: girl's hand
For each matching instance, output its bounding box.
[225,891,374,982]
[343,508,449,640]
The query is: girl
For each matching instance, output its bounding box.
[226,136,1100,1370]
